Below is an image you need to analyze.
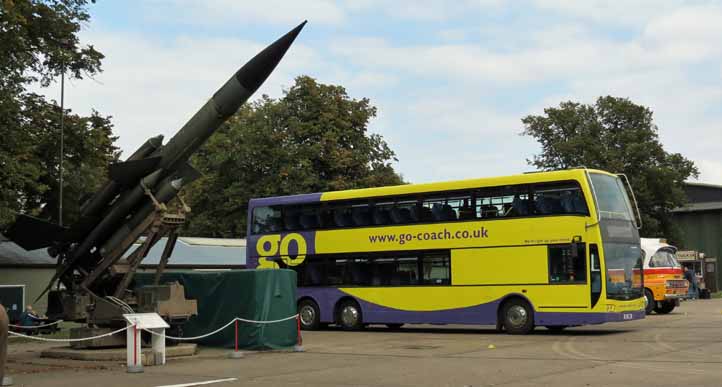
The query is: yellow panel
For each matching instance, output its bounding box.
[452,246,548,285]
[337,284,594,312]
[315,217,586,254]
[339,286,503,311]
[320,169,596,201]
[530,285,589,308]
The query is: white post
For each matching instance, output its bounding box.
[151,328,166,365]
[126,324,143,373]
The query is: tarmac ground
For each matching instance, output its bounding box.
[4,298,722,387]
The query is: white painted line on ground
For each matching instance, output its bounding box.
[155,377,238,387]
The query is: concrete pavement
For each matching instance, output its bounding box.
[5,298,722,386]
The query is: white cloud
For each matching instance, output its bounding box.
[342,0,505,21]
[694,160,722,185]
[36,28,319,157]
[642,4,722,62]
[532,0,686,26]
[33,1,722,186]
[144,0,344,26]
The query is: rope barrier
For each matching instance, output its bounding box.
[7,325,133,342]
[144,319,237,341]
[9,319,64,329]
[7,314,299,343]
[142,314,300,341]
[235,314,300,325]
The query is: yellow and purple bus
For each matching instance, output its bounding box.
[247,169,645,334]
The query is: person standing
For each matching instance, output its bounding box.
[683,266,699,300]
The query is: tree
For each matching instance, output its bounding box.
[522,96,698,241]
[183,76,404,237]
[0,0,115,228]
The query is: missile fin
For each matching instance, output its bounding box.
[108,157,162,186]
[4,214,66,250]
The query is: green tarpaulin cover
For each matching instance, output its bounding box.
[134,269,297,349]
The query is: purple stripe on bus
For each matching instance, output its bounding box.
[297,287,645,326]
[299,287,503,324]
[248,192,322,208]
[535,309,645,326]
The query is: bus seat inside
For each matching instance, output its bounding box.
[352,207,372,226]
[373,209,391,225]
[299,214,319,229]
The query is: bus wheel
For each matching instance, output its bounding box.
[298,299,321,330]
[654,301,675,314]
[501,299,534,335]
[386,323,404,330]
[644,289,655,315]
[337,299,363,330]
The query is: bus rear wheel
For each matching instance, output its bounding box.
[501,299,534,335]
[298,299,321,330]
[337,299,363,330]
[654,301,675,314]
[644,289,655,315]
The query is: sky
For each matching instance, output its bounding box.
[39,0,722,185]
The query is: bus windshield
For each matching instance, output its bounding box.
[589,173,635,222]
[604,242,643,300]
[590,173,643,301]
[650,248,679,268]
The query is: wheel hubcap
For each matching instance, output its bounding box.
[300,305,315,326]
[507,305,528,328]
[341,306,359,327]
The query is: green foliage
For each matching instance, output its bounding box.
[522,96,698,241]
[1,0,104,88]
[0,0,116,228]
[183,76,404,237]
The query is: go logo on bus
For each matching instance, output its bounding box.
[256,233,307,269]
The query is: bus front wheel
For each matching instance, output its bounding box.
[501,299,535,335]
[644,289,655,315]
[298,299,321,330]
[654,301,675,314]
[337,299,363,330]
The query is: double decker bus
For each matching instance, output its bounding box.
[247,169,645,334]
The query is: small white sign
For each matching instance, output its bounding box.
[123,313,170,329]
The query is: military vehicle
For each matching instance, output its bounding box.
[4,21,306,344]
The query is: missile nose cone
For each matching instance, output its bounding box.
[235,20,307,94]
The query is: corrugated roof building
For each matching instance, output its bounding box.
[671,182,722,291]
[0,235,246,314]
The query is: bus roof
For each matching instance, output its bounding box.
[249,168,616,206]
[641,238,677,258]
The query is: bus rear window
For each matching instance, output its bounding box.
[252,206,282,234]
[650,248,679,268]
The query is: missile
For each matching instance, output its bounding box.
[6,21,307,296]
[79,135,164,217]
